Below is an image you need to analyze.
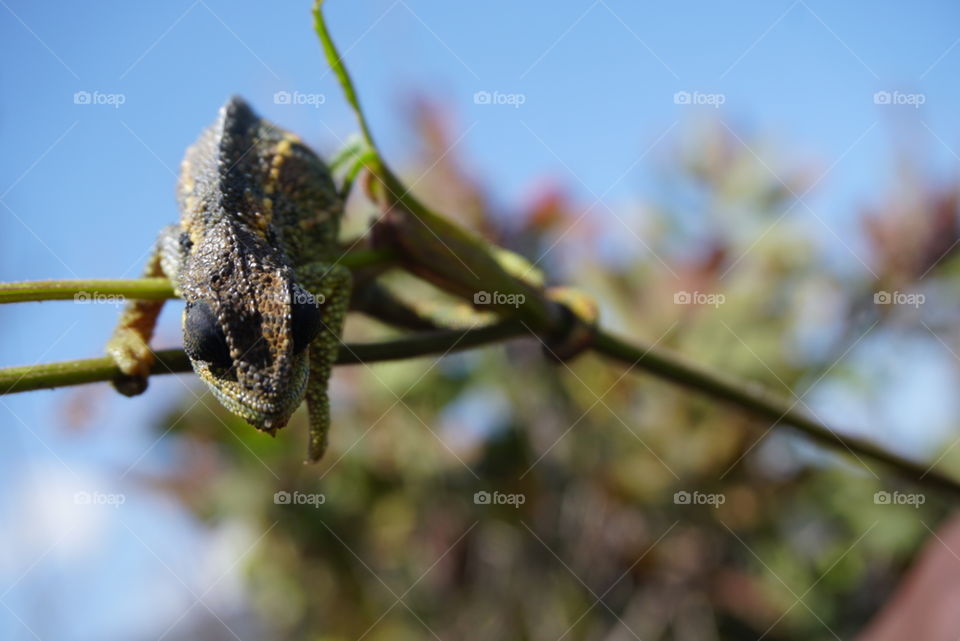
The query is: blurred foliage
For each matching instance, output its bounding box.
[141,102,960,641]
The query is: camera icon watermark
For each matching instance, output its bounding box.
[673,91,725,108]
[873,290,924,308]
[674,290,725,308]
[274,90,326,108]
[473,90,526,108]
[874,490,925,508]
[474,290,525,309]
[673,490,725,508]
[74,491,126,508]
[274,490,326,507]
[291,289,325,306]
[473,490,525,508]
[873,90,925,108]
[74,291,125,306]
[73,90,126,109]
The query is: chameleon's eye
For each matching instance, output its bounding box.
[291,286,323,355]
[184,300,232,367]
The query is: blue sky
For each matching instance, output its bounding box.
[2,0,960,638]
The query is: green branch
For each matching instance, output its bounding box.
[307,0,960,497]
[312,1,563,330]
[0,248,397,305]
[0,320,525,395]
[592,330,960,496]
[0,278,175,304]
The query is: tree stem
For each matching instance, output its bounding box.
[0,320,525,395]
[592,329,960,496]
[0,278,175,304]
[0,248,398,305]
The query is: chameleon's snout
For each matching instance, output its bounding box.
[192,349,312,435]
[258,414,287,435]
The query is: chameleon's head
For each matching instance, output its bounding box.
[179,223,323,433]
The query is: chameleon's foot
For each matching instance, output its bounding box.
[106,330,156,396]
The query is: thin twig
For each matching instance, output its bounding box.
[0,248,397,305]
[0,320,525,394]
[592,329,960,496]
[0,278,174,304]
[307,0,960,498]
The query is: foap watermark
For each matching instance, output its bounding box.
[74,491,126,508]
[873,90,925,108]
[74,291,125,306]
[292,290,325,306]
[674,290,725,308]
[874,490,925,508]
[874,290,924,308]
[474,490,525,508]
[257,288,324,307]
[274,490,326,507]
[673,91,725,108]
[73,90,126,108]
[674,490,725,508]
[274,90,326,108]
[474,290,525,308]
[473,90,526,108]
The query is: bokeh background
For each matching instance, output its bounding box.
[3,0,960,639]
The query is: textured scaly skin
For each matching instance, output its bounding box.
[106,96,351,461]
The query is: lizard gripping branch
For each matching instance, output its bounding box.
[0,2,957,496]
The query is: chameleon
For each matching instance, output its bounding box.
[106,96,351,462]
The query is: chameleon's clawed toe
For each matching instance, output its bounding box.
[112,373,149,397]
[106,331,156,397]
